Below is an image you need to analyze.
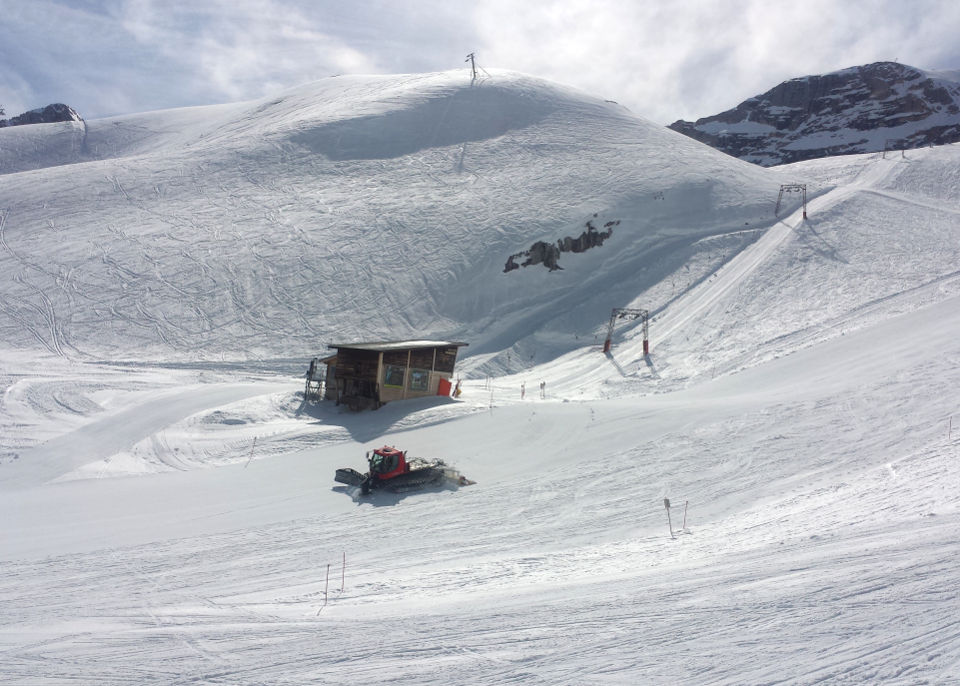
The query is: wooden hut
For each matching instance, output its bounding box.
[320,340,467,410]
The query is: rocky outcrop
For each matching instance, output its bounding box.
[505,218,619,272]
[669,62,960,166]
[0,103,83,128]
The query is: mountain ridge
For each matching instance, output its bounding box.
[669,61,960,165]
[0,103,82,128]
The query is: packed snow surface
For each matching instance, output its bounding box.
[1,70,959,684]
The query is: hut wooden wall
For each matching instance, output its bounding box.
[334,348,379,383]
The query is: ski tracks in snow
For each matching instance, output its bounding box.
[0,382,291,488]
[653,156,908,350]
[0,210,70,356]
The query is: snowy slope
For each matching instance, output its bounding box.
[0,69,785,364]
[1,71,959,684]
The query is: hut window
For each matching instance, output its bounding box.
[383,365,406,388]
[409,369,429,392]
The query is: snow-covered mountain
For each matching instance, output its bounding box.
[0,70,784,368]
[2,69,960,684]
[669,61,960,166]
[0,103,83,129]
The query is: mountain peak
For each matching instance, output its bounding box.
[669,61,960,165]
[0,103,83,128]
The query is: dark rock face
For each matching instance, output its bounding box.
[0,104,83,128]
[505,218,619,273]
[668,62,960,166]
[505,240,562,272]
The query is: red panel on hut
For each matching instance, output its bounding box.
[437,378,452,396]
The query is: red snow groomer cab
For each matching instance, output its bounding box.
[334,445,473,495]
[368,446,408,480]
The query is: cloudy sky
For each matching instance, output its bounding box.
[2,0,959,124]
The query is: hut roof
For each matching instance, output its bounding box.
[327,339,468,352]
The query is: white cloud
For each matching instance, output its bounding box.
[1,0,958,122]
[469,0,960,123]
[117,0,381,102]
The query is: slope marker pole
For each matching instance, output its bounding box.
[317,563,331,615]
[664,498,675,539]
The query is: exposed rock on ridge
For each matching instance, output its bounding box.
[1,103,83,128]
[669,62,960,166]
[505,217,619,272]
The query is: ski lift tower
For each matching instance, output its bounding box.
[465,52,478,81]
[603,307,650,355]
[775,184,807,220]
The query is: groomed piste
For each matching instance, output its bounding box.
[1,69,959,684]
